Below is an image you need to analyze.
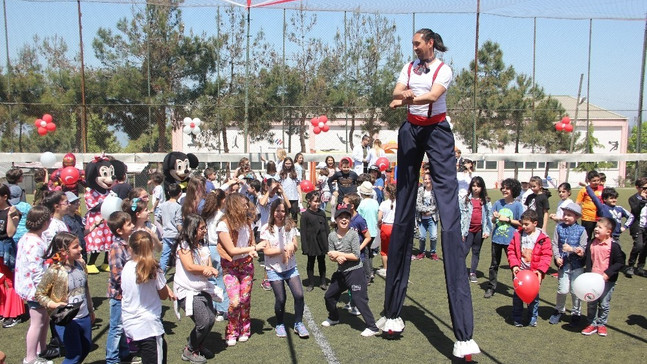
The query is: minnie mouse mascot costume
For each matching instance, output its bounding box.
[84,154,126,274]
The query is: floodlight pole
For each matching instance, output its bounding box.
[3,0,15,151]
[244,6,250,153]
[77,0,88,153]
[635,15,646,180]
[472,0,480,153]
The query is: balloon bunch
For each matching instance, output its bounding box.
[310,115,329,135]
[183,117,202,136]
[34,114,56,136]
[555,116,573,132]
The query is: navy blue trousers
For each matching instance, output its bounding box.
[384,120,474,341]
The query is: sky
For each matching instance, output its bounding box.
[2,1,646,126]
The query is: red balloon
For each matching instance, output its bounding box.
[375,157,390,172]
[561,116,571,124]
[46,122,56,132]
[513,270,540,304]
[42,114,53,123]
[37,127,48,136]
[34,119,43,127]
[313,126,321,134]
[299,179,315,193]
[564,124,573,132]
[190,122,195,128]
[319,115,328,123]
[60,167,80,186]
[310,117,319,127]
[555,123,564,131]
[322,124,330,132]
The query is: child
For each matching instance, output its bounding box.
[122,231,175,364]
[626,177,647,277]
[460,176,493,283]
[358,182,379,282]
[15,206,51,364]
[377,184,397,278]
[457,159,474,200]
[202,189,230,321]
[33,168,48,206]
[524,176,550,232]
[158,183,183,273]
[6,168,26,205]
[576,170,602,241]
[507,210,552,327]
[585,185,633,241]
[294,152,305,180]
[485,178,524,298]
[41,191,70,246]
[343,193,371,316]
[260,199,309,338]
[300,191,329,291]
[122,197,161,251]
[181,176,206,217]
[414,173,439,261]
[549,202,588,325]
[62,192,92,263]
[263,161,279,181]
[216,193,266,346]
[517,181,532,208]
[0,184,24,328]
[36,232,95,364]
[204,168,217,194]
[367,165,384,204]
[279,157,301,222]
[106,211,135,364]
[171,214,219,362]
[316,166,331,212]
[327,158,359,220]
[549,182,574,223]
[321,205,379,337]
[581,217,626,336]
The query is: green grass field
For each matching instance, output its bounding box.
[1,188,647,363]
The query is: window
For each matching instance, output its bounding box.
[504,161,523,169]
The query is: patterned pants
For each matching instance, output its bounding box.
[222,257,254,340]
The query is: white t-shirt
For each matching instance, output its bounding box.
[173,241,212,301]
[396,59,452,117]
[379,200,397,224]
[206,210,225,247]
[215,221,252,261]
[260,223,300,273]
[42,218,69,245]
[555,198,574,220]
[457,172,472,200]
[152,185,165,212]
[121,260,166,341]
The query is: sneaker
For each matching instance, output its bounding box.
[343,303,352,311]
[570,314,581,326]
[376,269,387,278]
[513,321,523,327]
[199,347,214,360]
[529,317,538,327]
[238,335,249,342]
[261,279,271,291]
[636,268,646,277]
[275,324,287,338]
[23,358,53,364]
[320,282,328,290]
[294,322,310,338]
[429,253,439,261]
[411,253,425,260]
[360,328,380,337]
[306,285,315,292]
[549,310,563,325]
[624,266,634,278]
[215,312,225,322]
[597,325,608,336]
[2,317,21,328]
[349,307,361,316]
[86,264,100,274]
[581,325,598,336]
[181,347,206,364]
[469,273,478,283]
[226,338,237,347]
[321,319,339,327]
[39,346,61,360]
[126,355,143,364]
[483,289,494,298]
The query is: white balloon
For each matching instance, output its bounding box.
[40,152,57,168]
[100,195,123,220]
[192,126,201,135]
[192,118,202,127]
[572,272,606,302]
[318,121,324,128]
[183,125,192,135]
[183,117,192,126]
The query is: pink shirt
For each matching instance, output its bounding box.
[590,238,612,275]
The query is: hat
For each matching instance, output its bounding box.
[368,165,380,173]
[561,202,582,217]
[334,203,352,219]
[64,191,80,204]
[316,161,327,169]
[8,184,23,205]
[358,181,374,196]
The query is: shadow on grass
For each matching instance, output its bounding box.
[626,314,647,329]
[266,313,311,364]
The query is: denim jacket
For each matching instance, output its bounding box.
[459,195,493,237]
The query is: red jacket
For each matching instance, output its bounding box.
[507,230,553,275]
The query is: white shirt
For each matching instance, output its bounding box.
[379,200,397,224]
[215,221,252,261]
[352,143,370,174]
[260,223,300,273]
[396,59,452,117]
[42,218,69,245]
[121,260,166,341]
[555,198,574,220]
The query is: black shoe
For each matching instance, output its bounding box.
[636,268,646,277]
[320,282,328,290]
[306,285,314,292]
[2,317,21,328]
[484,289,494,298]
[625,266,634,278]
[40,346,61,360]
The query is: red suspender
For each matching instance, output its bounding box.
[406,61,445,117]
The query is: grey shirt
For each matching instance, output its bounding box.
[328,230,362,273]
[159,200,182,239]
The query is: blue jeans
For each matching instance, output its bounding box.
[555,263,584,315]
[55,315,92,364]
[587,281,615,326]
[512,292,539,324]
[418,218,437,253]
[159,237,175,273]
[106,299,129,364]
[209,246,230,313]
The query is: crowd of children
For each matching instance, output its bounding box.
[1,155,645,363]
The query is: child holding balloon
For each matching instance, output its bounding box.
[580,217,626,337]
[507,210,552,327]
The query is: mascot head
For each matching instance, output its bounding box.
[85,155,126,194]
[163,152,199,184]
[62,153,76,167]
